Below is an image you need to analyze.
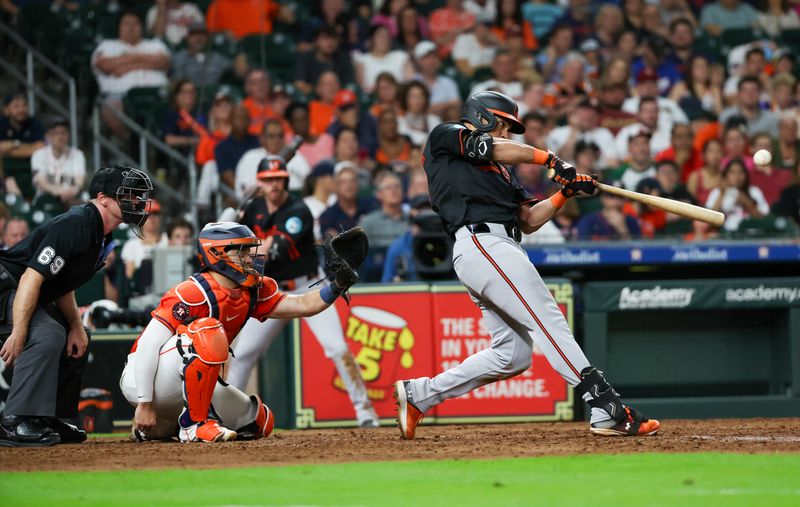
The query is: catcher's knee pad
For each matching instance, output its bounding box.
[575,366,626,423]
[235,395,275,440]
[179,318,229,423]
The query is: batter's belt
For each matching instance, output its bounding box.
[459,222,521,242]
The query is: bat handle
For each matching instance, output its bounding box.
[546,168,555,180]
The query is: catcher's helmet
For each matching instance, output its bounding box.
[197,222,264,287]
[461,90,525,134]
[257,155,290,179]
[89,164,153,237]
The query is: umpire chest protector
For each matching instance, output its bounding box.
[422,122,536,237]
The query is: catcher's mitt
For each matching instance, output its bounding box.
[321,226,369,303]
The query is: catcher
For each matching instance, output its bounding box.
[119,221,364,442]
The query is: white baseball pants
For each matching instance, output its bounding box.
[407,224,608,423]
[119,335,260,438]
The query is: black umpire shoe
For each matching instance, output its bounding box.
[43,418,88,444]
[0,415,61,447]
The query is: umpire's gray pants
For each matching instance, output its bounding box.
[407,225,592,414]
[0,291,77,417]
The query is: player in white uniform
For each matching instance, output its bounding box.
[393,91,661,439]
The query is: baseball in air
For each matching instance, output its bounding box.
[753,149,773,166]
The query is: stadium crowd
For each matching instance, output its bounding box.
[1,0,800,293]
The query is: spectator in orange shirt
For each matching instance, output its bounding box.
[195,88,234,166]
[309,71,341,137]
[623,177,666,238]
[429,0,476,59]
[206,0,294,40]
[492,0,537,51]
[541,54,590,122]
[375,109,412,170]
[242,69,283,135]
[655,123,702,182]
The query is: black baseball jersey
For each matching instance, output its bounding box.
[423,122,537,236]
[241,194,318,281]
[0,203,114,305]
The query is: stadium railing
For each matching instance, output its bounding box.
[0,19,78,147]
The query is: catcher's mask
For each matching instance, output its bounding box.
[89,165,154,238]
[461,90,525,135]
[197,222,264,287]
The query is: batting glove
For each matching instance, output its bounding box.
[561,173,599,198]
[545,152,576,185]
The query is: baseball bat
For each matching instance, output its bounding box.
[546,169,725,227]
[596,182,725,227]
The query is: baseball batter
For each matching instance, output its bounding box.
[226,156,379,427]
[120,221,360,442]
[393,91,660,439]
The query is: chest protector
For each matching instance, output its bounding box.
[189,272,258,341]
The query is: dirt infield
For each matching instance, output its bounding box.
[2,418,799,472]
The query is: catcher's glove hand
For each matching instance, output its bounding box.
[545,151,576,185]
[321,226,369,303]
[561,173,598,198]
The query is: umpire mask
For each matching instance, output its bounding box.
[117,168,153,238]
[90,165,154,238]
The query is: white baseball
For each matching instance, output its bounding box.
[753,149,772,166]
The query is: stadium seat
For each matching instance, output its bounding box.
[2,158,35,201]
[122,87,169,132]
[720,28,759,51]
[693,36,724,64]
[209,32,240,59]
[656,219,693,238]
[778,28,800,47]
[735,215,799,238]
[17,4,72,60]
[240,33,296,82]
[197,83,244,110]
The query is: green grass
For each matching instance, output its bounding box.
[1,453,798,507]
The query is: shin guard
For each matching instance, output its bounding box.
[178,318,229,425]
[574,366,626,423]
[181,357,222,423]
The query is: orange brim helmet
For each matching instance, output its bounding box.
[197,222,264,287]
[462,90,525,134]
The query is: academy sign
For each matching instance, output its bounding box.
[618,286,696,309]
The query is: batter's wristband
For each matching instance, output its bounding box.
[549,192,567,209]
[532,149,550,165]
[320,283,344,304]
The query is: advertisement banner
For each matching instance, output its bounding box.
[584,278,800,311]
[430,284,574,423]
[293,285,435,428]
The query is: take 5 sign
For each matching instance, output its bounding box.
[292,282,574,428]
[293,285,434,428]
[429,284,574,423]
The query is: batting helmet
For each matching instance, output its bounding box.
[256,155,290,180]
[197,222,264,287]
[461,91,525,134]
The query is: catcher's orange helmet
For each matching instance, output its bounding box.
[196,222,263,287]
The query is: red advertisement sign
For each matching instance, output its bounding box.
[430,284,574,422]
[293,282,574,428]
[294,286,435,428]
